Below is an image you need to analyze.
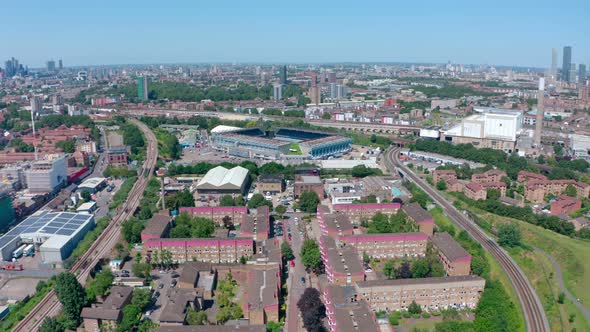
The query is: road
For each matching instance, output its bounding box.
[13,118,159,332]
[534,247,590,323]
[285,215,307,332]
[384,147,550,332]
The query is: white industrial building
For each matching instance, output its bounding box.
[196,166,250,195]
[0,210,94,263]
[77,177,106,194]
[570,134,590,162]
[443,109,523,152]
[25,155,67,193]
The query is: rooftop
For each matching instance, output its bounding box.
[431,232,471,262]
[197,166,249,190]
[356,275,485,288]
[401,202,433,223]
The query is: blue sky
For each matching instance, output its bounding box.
[2,0,589,68]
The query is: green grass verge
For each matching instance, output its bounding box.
[288,143,302,155]
[109,176,137,210]
[455,202,590,332]
[0,279,54,331]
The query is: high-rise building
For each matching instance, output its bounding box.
[273,84,282,100]
[25,155,67,193]
[30,95,43,114]
[309,86,320,105]
[4,57,19,77]
[570,64,577,84]
[46,60,56,72]
[279,65,287,85]
[578,64,587,83]
[562,46,572,82]
[137,76,149,101]
[550,48,558,80]
[58,59,63,70]
[328,72,337,84]
[534,78,545,148]
[329,84,347,100]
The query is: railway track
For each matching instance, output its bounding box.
[12,118,158,332]
[385,147,549,332]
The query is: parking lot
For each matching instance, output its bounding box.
[148,269,180,321]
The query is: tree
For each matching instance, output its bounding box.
[383,260,396,279]
[322,112,331,120]
[54,272,87,327]
[300,239,322,273]
[192,218,215,237]
[351,165,374,178]
[298,191,320,213]
[565,184,577,197]
[39,317,64,332]
[166,189,195,210]
[219,195,236,207]
[396,261,412,279]
[275,205,287,218]
[80,189,92,202]
[297,288,326,332]
[186,308,209,325]
[131,288,152,309]
[411,259,431,278]
[248,193,273,209]
[408,301,422,314]
[497,224,522,247]
[117,304,142,332]
[435,321,475,332]
[266,321,282,332]
[281,241,295,261]
[132,262,151,279]
[55,139,76,153]
[86,269,114,301]
[436,180,447,191]
[122,216,144,244]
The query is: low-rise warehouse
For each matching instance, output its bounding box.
[77,177,107,194]
[196,166,250,195]
[0,210,95,262]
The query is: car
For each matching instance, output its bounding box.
[171,272,179,278]
[153,291,160,298]
[294,217,299,222]
[170,280,177,287]
[145,310,152,316]
[122,270,130,274]
[300,277,306,285]
[159,270,167,274]
[290,260,295,267]
[158,283,164,289]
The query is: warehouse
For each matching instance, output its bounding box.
[77,177,107,194]
[0,210,94,263]
[196,166,250,195]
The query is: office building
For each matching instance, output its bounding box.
[550,48,558,80]
[579,64,587,83]
[137,76,149,101]
[58,59,63,70]
[0,184,15,230]
[25,155,67,193]
[279,65,287,84]
[355,275,486,312]
[562,46,572,82]
[328,71,337,83]
[4,57,19,77]
[30,95,43,114]
[46,60,56,72]
[273,84,282,100]
[570,64,577,84]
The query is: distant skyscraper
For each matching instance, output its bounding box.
[273,84,282,100]
[534,78,545,148]
[550,48,558,80]
[570,64,577,84]
[4,57,19,77]
[46,60,56,72]
[137,76,149,101]
[578,64,587,83]
[562,46,572,82]
[279,65,287,85]
[58,59,63,70]
[328,72,337,84]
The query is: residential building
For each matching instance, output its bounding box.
[480,181,507,197]
[340,233,428,259]
[279,65,287,84]
[240,206,270,241]
[140,212,172,242]
[517,170,547,183]
[138,76,149,101]
[431,232,471,276]
[524,179,590,203]
[159,288,200,326]
[143,238,254,263]
[158,326,266,332]
[432,170,457,184]
[401,202,434,236]
[355,275,486,312]
[81,286,133,332]
[471,170,507,184]
[320,236,365,286]
[464,182,487,200]
[244,267,280,324]
[294,175,323,199]
[322,285,379,332]
[257,174,284,194]
[551,195,582,215]
[273,84,282,100]
[446,179,463,193]
[317,205,354,238]
[332,203,401,223]
[178,206,247,227]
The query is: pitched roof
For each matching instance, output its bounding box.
[197,166,249,190]
[431,232,471,262]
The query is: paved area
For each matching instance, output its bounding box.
[534,247,590,323]
[285,214,308,332]
[0,277,45,302]
[149,269,179,321]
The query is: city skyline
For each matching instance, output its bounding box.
[2,0,589,68]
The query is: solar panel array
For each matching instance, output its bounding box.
[0,211,93,251]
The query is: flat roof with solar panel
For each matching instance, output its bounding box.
[0,210,95,262]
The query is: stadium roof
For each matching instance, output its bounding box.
[196,166,249,190]
[210,125,242,134]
